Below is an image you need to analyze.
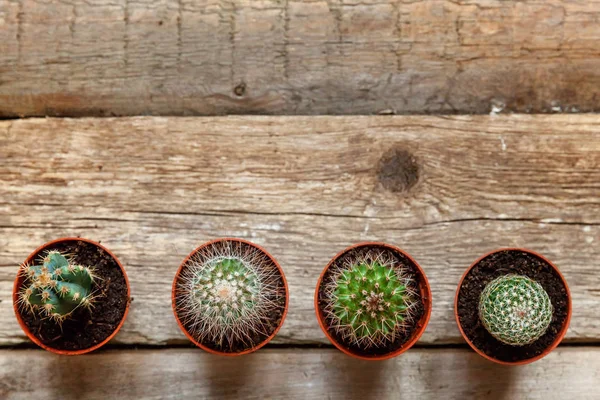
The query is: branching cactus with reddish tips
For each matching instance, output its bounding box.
[18,251,97,323]
[322,251,419,348]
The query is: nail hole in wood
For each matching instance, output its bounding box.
[234,82,246,97]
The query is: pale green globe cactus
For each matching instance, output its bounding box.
[191,258,259,325]
[175,242,284,349]
[478,275,553,346]
[323,252,418,348]
[18,251,97,323]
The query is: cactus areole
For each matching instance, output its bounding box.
[173,239,289,355]
[13,238,130,354]
[455,249,571,365]
[316,243,431,359]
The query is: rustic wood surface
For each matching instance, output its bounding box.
[0,115,599,347]
[1,0,599,117]
[1,348,599,399]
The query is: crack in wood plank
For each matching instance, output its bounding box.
[123,0,130,71]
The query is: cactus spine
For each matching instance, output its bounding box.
[18,251,97,323]
[322,250,418,348]
[478,274,553,346]
[175,241,285,350]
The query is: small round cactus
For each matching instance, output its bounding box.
[175,241,286,351]
[322,251,418,348]
[192,258,259,325]
[18,250,97,323]
[478,275,553,346]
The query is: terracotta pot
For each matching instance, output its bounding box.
[454,248,572,365]
[314,242,432,360]
[172,238,289,356]
[13,237,131,355]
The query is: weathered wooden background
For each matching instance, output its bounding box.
[1,0,600,399]
[1,0,599,116]
[1,116,599,398]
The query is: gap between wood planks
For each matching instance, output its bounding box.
[4,341,600,351]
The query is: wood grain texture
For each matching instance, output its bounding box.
[0,115,599,346]
[1,0,599,116]
[1,348,599,399]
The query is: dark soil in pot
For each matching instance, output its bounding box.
[173,239,288,354]
[317,244,426,357]
[17,240,129,351]
[457,250,569,363]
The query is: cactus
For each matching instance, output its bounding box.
[18,250,97,323]
[322,250,419,348]
[478,274,553,346]
[175,241,285,350]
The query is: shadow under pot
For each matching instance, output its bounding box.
[315,242,432,360]
[12,237,131,355]
[172,238,289,356]
[455,248,572,365]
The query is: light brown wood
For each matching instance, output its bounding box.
[0,1,599,116]
[0,115,599,346]
[0,347,598,399]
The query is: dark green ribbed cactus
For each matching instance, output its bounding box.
[479,275,553,346]
[323,253,418,348]
[18,251,97,323]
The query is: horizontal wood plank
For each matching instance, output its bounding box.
[0,115,599,346]
[1,348,599,399]
[0,1,599,116]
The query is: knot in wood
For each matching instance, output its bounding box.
[377,147,420,193]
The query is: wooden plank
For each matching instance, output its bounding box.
[0,348,599,399]
[1,1,599,116]
[0,115,599,346]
